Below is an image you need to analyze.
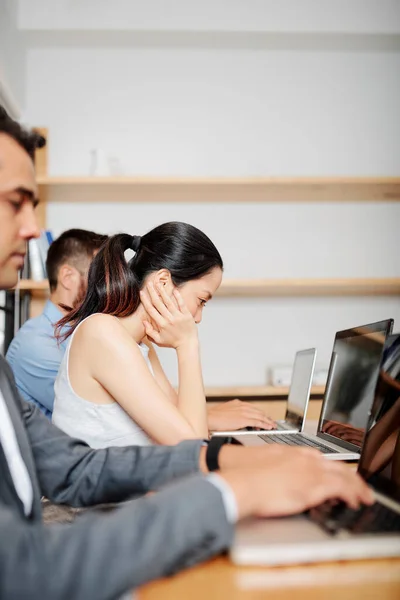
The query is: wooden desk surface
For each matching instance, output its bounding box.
[138,555,400,600]
[205,385,325,399]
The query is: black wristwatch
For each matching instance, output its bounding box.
[205,436,242,471]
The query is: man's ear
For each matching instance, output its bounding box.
[58,264,80,291]
[154,269,174,294]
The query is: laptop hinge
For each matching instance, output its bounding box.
[374,490,400,515]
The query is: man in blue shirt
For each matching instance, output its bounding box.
[6,229,107,417]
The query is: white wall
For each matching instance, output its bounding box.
[24,47,400,176]
[47,202,400,279]
[17,0,400,33]
[0,0,25,114]
[21,1,400,386]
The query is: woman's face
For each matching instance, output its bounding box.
[178,267,223,324]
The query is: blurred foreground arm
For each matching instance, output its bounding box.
[0,446,373,600]
[0,476,232,600]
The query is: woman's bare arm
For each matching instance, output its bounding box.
[145,340,179,406]
[141,284,209,439]
[84,316,207,444]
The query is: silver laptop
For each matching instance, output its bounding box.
[231,333,400,566]
[233,319,394,460]
[213,348,316,436]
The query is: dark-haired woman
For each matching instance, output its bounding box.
[52,222,274,447]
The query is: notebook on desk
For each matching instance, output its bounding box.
[212,348,317,437]
[232,319,394,460]
[231,332,400,567]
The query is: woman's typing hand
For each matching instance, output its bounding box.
[207,400,276,431]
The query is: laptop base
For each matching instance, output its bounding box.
[230,432,360,460]
[231,514,400,566]
[212,420,300,437]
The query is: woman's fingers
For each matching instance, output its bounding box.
[140,288,170,327]
[255,418,276,430]
[241,407,277,429]
[140,284,198,349]
[173,288,189,314]
[143,320,162,344]
[158,283,180,313]
[146,282,172,319]
[242,412,276,429]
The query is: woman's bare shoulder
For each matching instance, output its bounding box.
[76,313,131,345]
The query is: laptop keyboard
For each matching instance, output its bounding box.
[258,433,340,455]
[308,501,400,534]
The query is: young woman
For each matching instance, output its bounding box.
[52,221,274,448]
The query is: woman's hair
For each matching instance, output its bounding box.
[56,221,223,341]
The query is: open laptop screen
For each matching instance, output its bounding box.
[358,334,400,502]
[286,348,316,428]
[318,319,393,452]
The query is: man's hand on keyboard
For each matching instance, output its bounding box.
[218,448,374,520]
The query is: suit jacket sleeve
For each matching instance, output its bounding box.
[20,386,205,506]
[0,475,233,600]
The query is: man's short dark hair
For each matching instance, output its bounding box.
[0,105,46,159]
[46,229,108,291]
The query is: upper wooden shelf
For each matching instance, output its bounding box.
[15,277,400,296]
[205,384,326,398]
[218,278,400,297]
[37,176,400,203]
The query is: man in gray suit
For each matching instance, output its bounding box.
[0,107,372,600]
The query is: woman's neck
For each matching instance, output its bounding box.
[117,304,147,344]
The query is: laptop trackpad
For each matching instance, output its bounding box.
[235,515,330,545]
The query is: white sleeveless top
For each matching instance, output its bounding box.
[52,314,153,449]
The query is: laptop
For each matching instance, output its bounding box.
[213,348,317,436]
[231,333,400,566]
[232,319,394,460]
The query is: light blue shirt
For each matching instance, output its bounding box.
[6,300,68,419]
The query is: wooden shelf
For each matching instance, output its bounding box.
[217,278,400,297]
[205,385,326,398]
[16,280,49,291]
[37,176,400,203]
[14,277,400,296]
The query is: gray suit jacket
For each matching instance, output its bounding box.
[0,355,233,599]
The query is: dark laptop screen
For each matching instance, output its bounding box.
[319,319,393,452]
[358,334,400,502]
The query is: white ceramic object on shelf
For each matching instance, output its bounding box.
[89,149,121,176]
[269,365,292,387]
